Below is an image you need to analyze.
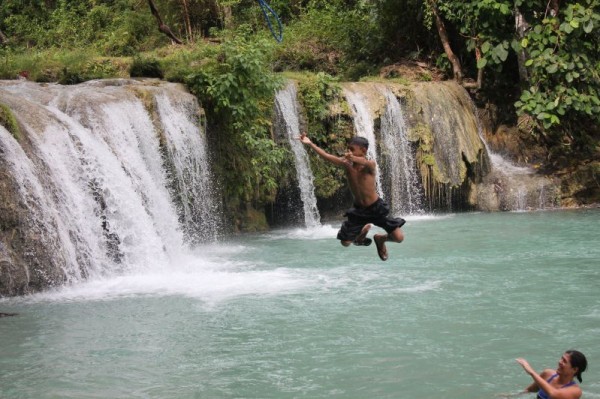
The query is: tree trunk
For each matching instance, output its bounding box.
[147,0,183,44]
[426,0,464,83]
[514,6,530,84]
[0,29,8,44]
[181,0,193,41]
[222,5,233,30]
[463,46,483,90]
[548,0,560,17]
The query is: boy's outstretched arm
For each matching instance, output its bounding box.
[299,133,348,167]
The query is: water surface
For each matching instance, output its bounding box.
[1,210,599,398]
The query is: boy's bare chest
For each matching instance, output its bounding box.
[346,165,373,183]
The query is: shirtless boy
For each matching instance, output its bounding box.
[299,133,405,261]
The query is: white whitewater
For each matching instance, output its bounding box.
[466,91,557,211]
[274,83,321,227]
[0,79,220,282]
[343,88,384,197]
[154,92,221,239]
[380,88,423,215]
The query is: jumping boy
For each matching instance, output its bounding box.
[299,133,405,261]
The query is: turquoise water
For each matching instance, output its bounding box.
[1,210,599,399]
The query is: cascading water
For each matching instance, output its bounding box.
[343,87,384,197]
[482,153,558,211]
[0,79,221,293]
[153,91,221,240]
[274,83,321,227]
[464,88,559,211]
[380,88,423,215]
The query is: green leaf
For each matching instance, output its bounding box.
[494,44,509,62]
[477,58,488,69]
[546,64,558,73]
[520,38,529,48]
[537,112,549,120]
[562,22,574,34]
[583,20,594,33]
[481,41,491,53]
[570,19,580,29]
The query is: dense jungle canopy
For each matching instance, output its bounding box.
[1,0,599,210]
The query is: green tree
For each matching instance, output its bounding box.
[422,0,599,159]
[185,35,286,205]
[515,0,600,156]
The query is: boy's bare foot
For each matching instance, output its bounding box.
[374,234,388,261]
[353,224,372,246]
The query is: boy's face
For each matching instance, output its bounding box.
[347,144,367,157]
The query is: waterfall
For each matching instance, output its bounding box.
[1,124,89,282]
[0,79,221,291]
[274,83,321,227]
[343,87,384,197]
[153,92,221,240]
[463,88,559,211]
[380,88,424,215]
[483,154,558,211]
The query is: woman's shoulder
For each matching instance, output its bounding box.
[539,368,556,379]
[565,383,583,399]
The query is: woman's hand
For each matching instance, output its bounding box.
[516,358,535,375]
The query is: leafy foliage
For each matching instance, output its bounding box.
[1,0,157,55]
[185,36,286,204]
[1,0,598,194]
[422,0,599,159]
[515,0,600,152]
[130,56,164,79]
[296,72,351,198]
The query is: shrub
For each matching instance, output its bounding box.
[130,56,164,79]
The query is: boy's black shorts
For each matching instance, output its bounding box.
[336,198,405,242]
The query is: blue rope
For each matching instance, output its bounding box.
[257,0,283,42]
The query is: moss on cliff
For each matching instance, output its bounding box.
[0,104,22,140]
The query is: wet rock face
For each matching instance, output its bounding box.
[560,161,600,206]
[0,151,67,297]
[338,81,491,212]
[0,154,30,296]
[0,162,27,295]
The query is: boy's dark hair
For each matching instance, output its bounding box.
[349,136,369,150]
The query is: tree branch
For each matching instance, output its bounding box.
[514,5,530,83]
[147,0,183,45]
[463,46,483,90]
[0,29,8,45]
[426,0,464,83]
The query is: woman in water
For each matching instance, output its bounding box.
[516,350,587,399]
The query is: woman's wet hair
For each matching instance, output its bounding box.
[348,136,369,149]
[566,350,588,383]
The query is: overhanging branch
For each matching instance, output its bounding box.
[147,0,183,44]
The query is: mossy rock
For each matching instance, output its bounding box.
[0,104,21,140]
[561,161,600,205]
[239,206,269,233]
